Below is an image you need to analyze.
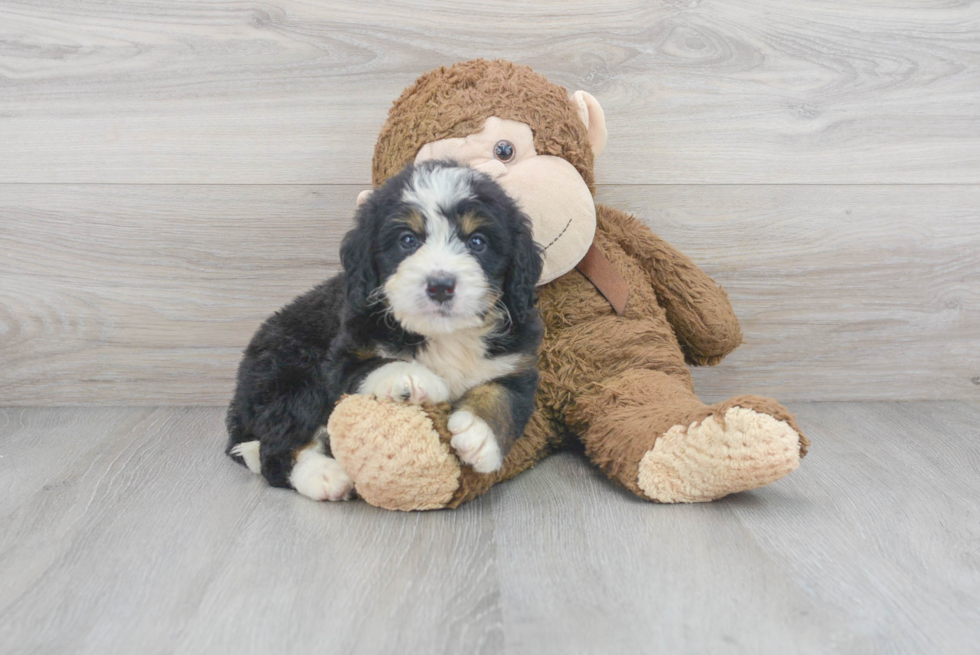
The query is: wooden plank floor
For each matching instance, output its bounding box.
[2,184,978,405]
[3,1,979,185]
[1,402,978,654]
[2,1,979,405]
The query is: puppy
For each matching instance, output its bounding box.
[225,161,544,501]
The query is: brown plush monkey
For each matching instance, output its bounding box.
[327,60,809,510]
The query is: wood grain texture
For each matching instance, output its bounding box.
[729,401,980,655]
[1,0,979,184]
[2,184,977,405]
[600,185,980,402]
[1,403,978,653]
[0,184,355,405]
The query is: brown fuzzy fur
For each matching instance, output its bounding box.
[373,59,596,193]
[355,59,808,506]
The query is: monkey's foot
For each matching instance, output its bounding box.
[637,406,805,503]
[327,395,461,511]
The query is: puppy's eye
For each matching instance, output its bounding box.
[399,232,419,250]
[493,140,515,163]
[467,234,487,253]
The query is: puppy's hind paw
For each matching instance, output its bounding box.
[289,452,354,502]
[229,440,261,474]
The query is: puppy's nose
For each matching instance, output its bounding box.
[426,275,456,303]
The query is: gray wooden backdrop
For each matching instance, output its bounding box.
[1,0,978,405]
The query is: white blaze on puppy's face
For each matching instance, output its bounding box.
[414,105,607,286]
[384,165,492,336]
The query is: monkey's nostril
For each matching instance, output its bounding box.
[426,275,456,303]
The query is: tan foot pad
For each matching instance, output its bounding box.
[327,395,461,511]
[638,407,802,503]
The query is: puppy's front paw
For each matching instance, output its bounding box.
[289,453,354,502]
[448,410,503,473]
[359,362,450,404]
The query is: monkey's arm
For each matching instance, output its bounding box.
[598,205,742,366]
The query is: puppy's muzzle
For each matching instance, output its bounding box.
[425,274,456,303]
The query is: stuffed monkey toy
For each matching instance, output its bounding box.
[327,59,809,510]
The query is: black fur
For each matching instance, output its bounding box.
[226,161,544,492]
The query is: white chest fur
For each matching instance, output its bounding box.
[395,329,521,401]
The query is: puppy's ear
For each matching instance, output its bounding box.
[503,213,543,324]
[340,212,378,314]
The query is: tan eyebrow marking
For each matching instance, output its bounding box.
[395,210,425,234]
[458,212,489,237]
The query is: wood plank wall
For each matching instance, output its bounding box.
[1,0,978,404]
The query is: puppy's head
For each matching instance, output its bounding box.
[341,160,542,336]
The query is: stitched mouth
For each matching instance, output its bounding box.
[541,217,573,251]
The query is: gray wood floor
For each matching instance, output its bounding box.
[1,402,978,654]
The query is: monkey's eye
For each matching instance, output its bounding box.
[467,234,487,253]
[493,140,515,163]
[399,232,420,250]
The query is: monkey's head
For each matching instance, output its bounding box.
[366,59,607,285]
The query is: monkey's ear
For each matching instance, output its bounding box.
[356,189,373,208]
[570,90,607,158]
[340,217,378,314]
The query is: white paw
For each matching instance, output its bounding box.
[358,361,450,404]
[448,410,503,473]
[289,451,354,502]
[229,440,261,474]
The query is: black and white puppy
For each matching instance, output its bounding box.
[225,161,543,501]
